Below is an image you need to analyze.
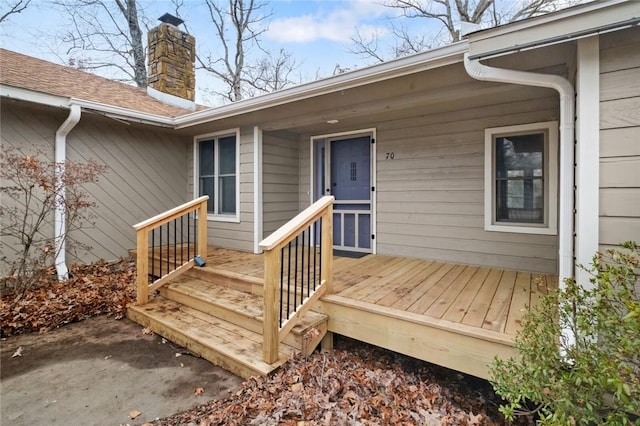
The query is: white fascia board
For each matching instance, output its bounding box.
[174,41,468,129]
[70,98,174,127]
[1,84,71,108]
[468,0,638,59]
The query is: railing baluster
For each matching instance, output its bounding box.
[318,219,322,291]
[286,241,292,321]
[159,223,163,277]
[193,213,197,259]
[187,212,191,260]
[151,228,155,280]
[313,220,317,291]
[173,218,177,268]
[294,236,298,310]
[180,216,184,265]
[307,225,311,297]
[166,223,170,271]
[301,230,306,301]
[279,247,285,327]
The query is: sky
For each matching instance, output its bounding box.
[0,0,439,104]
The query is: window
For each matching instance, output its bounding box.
[485,122,558,235]
[196,131,238,220]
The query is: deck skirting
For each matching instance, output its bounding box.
[318,295,516,379]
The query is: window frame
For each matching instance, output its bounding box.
[193,129,240,223]
[484,121,558,235]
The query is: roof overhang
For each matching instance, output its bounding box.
[172,41,469,129]
[1,84,175,127]
[468,0,640,60]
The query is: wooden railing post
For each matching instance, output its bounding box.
[321,203,333,294]
[136,228,149,304]
[263,248,281,363]
[197,199,208,263]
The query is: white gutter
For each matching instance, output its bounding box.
[54,104,81,281]
[463,53,575,285]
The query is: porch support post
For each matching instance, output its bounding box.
[575,36,600,289]
[263,248,281,363]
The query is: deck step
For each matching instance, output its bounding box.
[127,297,295,378]
[159,277,328,354]
[185,266,264,295]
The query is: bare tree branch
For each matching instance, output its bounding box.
[0,0,31,23]
[196,0,297,103]
[52,0,146,87]
[352,0,570,62]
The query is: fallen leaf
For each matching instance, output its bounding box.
[194,387,204,396]
[128,410,141,419]
[12,346,23,358]
[291,382,303,394]
[468,411,483,425]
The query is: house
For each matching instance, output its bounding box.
[1,0,638,379]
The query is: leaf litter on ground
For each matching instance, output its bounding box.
[152,336,527,425]
[1,258,136,337]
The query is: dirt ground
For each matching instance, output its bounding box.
[0,315,243,426]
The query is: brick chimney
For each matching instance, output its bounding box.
[147,13,196,110]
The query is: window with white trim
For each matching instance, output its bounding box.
[197,132,238,219]
[485,121,558,235]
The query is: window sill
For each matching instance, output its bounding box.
[207,214,240,224]
[485,223,557,235]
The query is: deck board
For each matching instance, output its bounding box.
[425,265,478,319]
[442,267,490,323]
[482,270,517,333]
[391,262,455,311]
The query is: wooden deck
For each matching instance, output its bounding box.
[198,246,557,379]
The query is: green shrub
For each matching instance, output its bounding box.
[490,241,640,425]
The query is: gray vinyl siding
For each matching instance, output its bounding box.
[374,93,560,274]
[0,101,191,268]
[1,103,61,275]
[188,126,254,252]
[262,132,300,236]
[599,27,640,247]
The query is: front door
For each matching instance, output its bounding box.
[327,136,372,252]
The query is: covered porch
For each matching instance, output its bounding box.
[201,246,556,379]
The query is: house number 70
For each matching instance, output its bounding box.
[385,152,395,160]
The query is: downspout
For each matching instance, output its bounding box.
[54,104,81,281]
[463,53,575,285]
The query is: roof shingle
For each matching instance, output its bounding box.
[0,49,204,118]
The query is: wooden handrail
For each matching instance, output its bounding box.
[260,196,334,364]
[134,196,209,305]
[134,196,209,231]
[259,196,334,252]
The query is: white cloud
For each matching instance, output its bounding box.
[267,0,389,44]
